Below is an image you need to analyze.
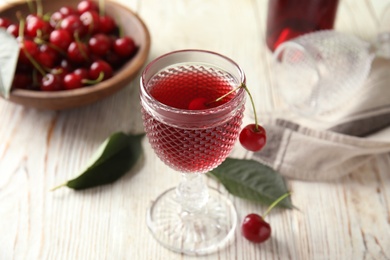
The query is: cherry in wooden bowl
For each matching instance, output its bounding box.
[0,0,150,110]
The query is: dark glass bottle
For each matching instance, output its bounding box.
[266,0,339,52]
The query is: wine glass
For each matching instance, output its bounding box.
[140,49,246,255]
[272,30,375,118]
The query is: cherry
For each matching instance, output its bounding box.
[241,193,291,243]
[0,17,11,28]
[63,72,84,89]
[49,7,76,28]
[89,60,113,80]
[242,214,271,243]
[99,15,117,34]
[77,0,99,14]
[64,69,103,90]
[18,39,39,65]
[67,41,90,63]
[73,68,89,79]
[188,97,208,110]
[60,14,87,38]
[49,29,73,51]
[80,10,100,35]
[40,73,63,91]
[113,36,136,57]
[59,6,77,16]
[88,33,112,56]
[239,124,266,152]
[37,44,59,68]
[7,24,20,37]
[25,15,51,38]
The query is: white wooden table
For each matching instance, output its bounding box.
[1,0,390,259]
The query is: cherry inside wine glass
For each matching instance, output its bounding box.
[140,50,246,255]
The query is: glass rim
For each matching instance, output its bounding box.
[140,49,246,116]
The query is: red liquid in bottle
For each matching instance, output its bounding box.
[142,65,244,173]
[266,0,339,52]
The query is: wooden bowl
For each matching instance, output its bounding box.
[0,0,150,110]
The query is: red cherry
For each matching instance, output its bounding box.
[59,6,77,16]
[80,10,100,35]
[40,73,63,91]
[77,0,99,14]
[188,97,208,110]
[89,60,113,80]
[49,7,76,28]
[60,14,87,37]
[0,17,11,28]
[113,36,136,57]
[7,24,20,37]
[98,15,117,34]
[37,44,59,68]
[49,11,65,28]
[63,72,84,89]
[241,214,271,243]
[18,39,39,65]
[88,33,111,56]
[67,41,90,63]
[25,15,51,38]
[49,29,73,51]
[73,68,89,79]
[239,124,266,152]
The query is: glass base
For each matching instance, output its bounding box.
[146,187,237,255]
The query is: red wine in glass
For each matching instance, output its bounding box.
[140,50,246,255]
[266,0,339,52]
[143,66,243,173]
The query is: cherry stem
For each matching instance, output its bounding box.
[24,48,46,76]
[17,13,24,40]
[210,84,241,103]
[99,0,105,16]
[18,17,46,76]
[74,33,89,61]
[34,37,67,56]
[26,0,35,15]
[241,83,260,131]
[36,0,43,17]
[82,72,104,85]
[207,82,260,131]
[263,192,291,218]
[118,24,124,38]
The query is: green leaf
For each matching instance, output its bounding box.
[52,132,144,190]
[208,158,293,208]
[0,29,19,99]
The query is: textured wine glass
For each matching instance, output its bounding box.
[140,50,246,255]
[272,30,375,118]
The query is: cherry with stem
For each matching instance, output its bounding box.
[241,192,291,243]
[188,82,267,152]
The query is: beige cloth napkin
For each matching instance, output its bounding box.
[252,57,390,181]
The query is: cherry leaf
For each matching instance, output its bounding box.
[52,132,144,190]
[0,29,19,99]
[209,158,293,208]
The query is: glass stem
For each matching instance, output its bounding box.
[176,173,209,213]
